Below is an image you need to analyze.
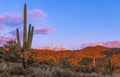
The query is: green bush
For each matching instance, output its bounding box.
[8,66,24,75]
[79,57,92,65]
[24,68,34,75]
[4,50,22,62]
[0,72,11,77]
[7,66,33,75]
[60,59,72,68]
[41,60,55,67]
[52,69,77,77]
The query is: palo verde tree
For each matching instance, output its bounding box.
[16,3,34,69]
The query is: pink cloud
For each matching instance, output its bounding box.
[0,9,47,26]
[0,14,22,26]
[28,9,47,17]
[81,41,120,48]
[5,14,22,20]
[0,37,15,42]
[0,16,4,23]
[40,46,54,50]
[54,46,70,51]
[4,14,23,26]
[35,28,53,34]
[28,9,47,25]
[0,27,3,31]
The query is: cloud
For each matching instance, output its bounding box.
[28,9,47,17]
[28,9,47,26]
[40,46,54,50]
[8,27,53,37]
[54,46,70,51]
[0,14,22,26]
[0,37,15,42]
[4,14,22,26]
[0,16,4,23]
[81,41,120,48]
[0,27,3,31]
[39,46,70,51]
[35,28,54,34]
[0,9,47,27]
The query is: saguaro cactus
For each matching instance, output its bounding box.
[16,3,34,69]
[93,57,96,67]
[108,58,113,75]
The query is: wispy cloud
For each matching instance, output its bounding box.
[28,9,47,26]
[35,28,54,34]
[8,27,53,38]
[0,9,47,27]
[0,27,3,31]
[0,37,15,42]
[0,14,22,26]
[28,9,47,17]
[0,16,4,23]
[4,14,22,26]
[81,41,120,48]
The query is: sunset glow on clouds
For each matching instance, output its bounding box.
[0,27,3,31]
[35,28,53,34]
[81,41,120,48]
[0,0,120,49]
[0,9,47,27]
[0,37,15,42]
[0,16,4,23]
[0,8,53,45]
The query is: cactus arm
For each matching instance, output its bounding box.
[29,26,34,48]
[27,24,32,49]
[16,28,21,49]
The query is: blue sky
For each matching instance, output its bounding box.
[0,0,120,49]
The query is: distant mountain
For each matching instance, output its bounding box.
[76,45,111,58]
[54,46,70,51]
[39,46,54,50]
[80,45,111,52]
[39,46,70,51]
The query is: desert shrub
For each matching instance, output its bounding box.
[7,66,33,75]
[102,48,120,56]
[8,66,24,75]
[79,57,92,65]
[102,70,110,75]
[52,69,77,77]
[24,68,34,75]
[30,66,77,77]
[41,60,55,67]
[27,58,34,65]
[4,50,22,62]
[60,59,72,68]
[75,66,96,73]
[0,49,4,59]
[0,72,11,77]
[30,66,55,77]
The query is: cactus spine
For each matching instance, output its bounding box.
[16,3,34,69]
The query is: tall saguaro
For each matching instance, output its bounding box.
[16,3,34,69]
[23,3,27,49]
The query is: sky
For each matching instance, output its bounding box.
[0,0,120,49]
